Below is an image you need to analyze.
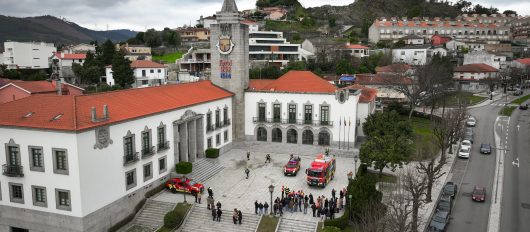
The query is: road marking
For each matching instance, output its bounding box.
[512,158,520,168]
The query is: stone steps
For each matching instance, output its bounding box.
[119,199,176,232]
[277,218,317,232]
[188,158,225,183]
[181,206,260,232]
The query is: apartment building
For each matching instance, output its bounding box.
[2,42,57,70]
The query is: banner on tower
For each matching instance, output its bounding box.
[220,60,232,79]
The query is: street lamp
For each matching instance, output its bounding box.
[268,184,274,215]
[353,155,359,176]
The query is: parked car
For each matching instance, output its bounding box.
[458,146,471,158]
[466,116,477,127]
[464,132,474,144]
[480,144,492,154]
[520,104,528,110]
[465,128,474,135]
[166,177,204,194]
[461,140,472,150]
[443,182,458,199]
[472,186,486,202]
[436,198,452,214]
[284,159,301,176]
[428,211,450,232]
[513,89,523,96]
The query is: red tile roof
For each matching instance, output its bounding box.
[375,64,412,73]
[106,60,166,69]
[355,73,412,85]
[0,81,233,131]
[53,52,87,60]
[11,81,58,93]
[515,58,530,66]
[345,84,378,103]
[248,71,337,94]
[454,63,498,73]
[344,44,368,49]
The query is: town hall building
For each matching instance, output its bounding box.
[0,1,366,231]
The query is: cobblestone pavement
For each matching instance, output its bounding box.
[202,148,355,222]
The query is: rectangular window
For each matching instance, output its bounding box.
[124,136,133,156]
[215,110,220,128]
[216,134,221,146]
[150,69,154,73]
[29,146,45,172]
[273,104,281,123]
[258,103,266,122]
[141,131,152,156]
[288,104,296,124]
[159,156,167,174]
[143,162,153,182]
[207,138,212,148]
[207,112,213,131]
[158,69,161,73]
[321,106,330,125]
[223,108,229,125]
[9,183,24,204]
[142,70,146,77]
[53,149,68,175]
[55,189,71,211]
[224,130,229,142]
[157,126,167,149]
[7,146,20,166]
[125,169,137,190]
[304,105,312,124]
[32,186,47,207]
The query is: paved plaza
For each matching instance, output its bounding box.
[201,146,356,222]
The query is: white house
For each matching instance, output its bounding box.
[245,71,360,147]
[105,60,167,88]
[341,43,370,58]
[453,63,498,92]
[50,52,87,83]
[2,41,57,70]
[197,15,217,28]
[0,81,233,232]
[392,45,431,65]
[344,85,378,139]
[464,51,499,69]
[401,34,425,45]
[62,44,96,54]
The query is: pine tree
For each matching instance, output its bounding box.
[111,52,134,88]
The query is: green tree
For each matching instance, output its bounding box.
[328,18,336,28]
[73,52,104,84]
[348,174,385,225]
[249,66,282,79]
[503,10,517,15]
[335,59,355,75]
[100,40,116,65]
[144,29,162,47]
[393,39,406,48]
[360,111,413,175]
[283,61,307,72]
[111,52,134,88]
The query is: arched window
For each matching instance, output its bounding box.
[318,131,330,146]
[302,130,314,145]
[287,129,298,144]
[257,127,267,142]
[272,128,282,143]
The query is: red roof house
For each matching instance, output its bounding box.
[0,79,84,104]
[248,71,337,94]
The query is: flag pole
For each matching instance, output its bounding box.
[338,117,341,149]
[343,117,346,150]
[347,117,351,151]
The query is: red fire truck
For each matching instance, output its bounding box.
[306,154,336,187]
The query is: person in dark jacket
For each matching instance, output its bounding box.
[208,187,213,197]
[216,201,222,209]
[245,168,250,179]
[264,202,269,215]
[311,203,317,217]
[238,210,243,225]
[258,202,264,215]
[216,208,222,222]
[331,188,336,199]
[212,208,217,221]
[309,193,314,205]
[255,200,259,214]
[233,209,238,224]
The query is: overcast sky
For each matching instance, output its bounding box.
[0,0,528,31]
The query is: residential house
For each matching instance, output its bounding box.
[105,60,167,88]
[176,27,211,42]
[463,51,504,69]
[341,43,370,58]
[117,43,152,61]
[431,34,451,46]
[176,47,211,82]
[344,84,378,139]
[392,45,432,65]
[402,34,425,45]
[261,7,287,21]
[354,73,411,103]
[511,16,530,43]
[50,52,87,83]
[0,79,84,104]
[453,63,498,92]
[197,15,217,28]
[512,58,530,69]
[62,44,96,54]
[2,41,57,70]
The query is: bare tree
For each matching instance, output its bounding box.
[357,199,388,232]
[382,184,413,232]
[416,141,446,203]
[382,64,425,119]
[401,169,428,232]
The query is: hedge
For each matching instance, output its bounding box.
[205,148,220,158]
[323,210,349,230]
[321,226,341,232]
[175,162,192,174]
[161,203,191,231]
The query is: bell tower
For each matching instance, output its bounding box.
[210,0,249,140]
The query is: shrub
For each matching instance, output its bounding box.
[323,210,349,230]
[205,148,220,158]
[163,210,181,229]
[175,162,192,174]
[321,226,341,232]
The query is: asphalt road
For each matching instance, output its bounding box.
[446,104,499,232]
[500,102,530,232]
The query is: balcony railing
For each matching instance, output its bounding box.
[158,141,170,151]
[252,117,334,127]
[207,124,215,132]
[123,152,140,165]
[2,164,24,177]
[141,146,156,158]
[223,119,231,127]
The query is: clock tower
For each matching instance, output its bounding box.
[210,0,249,140]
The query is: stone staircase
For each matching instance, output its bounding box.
[118,199,176,232]
[277,218,317,232]
[188,158,225,183]
[181,206,260,232]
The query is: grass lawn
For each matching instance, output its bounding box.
[435,92,487,107]
[499,106,517,116]
[153,52,184,63]
[256,215,279,232]
[400,115,438,160]
[511,94,530,105]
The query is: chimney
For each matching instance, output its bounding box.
[103,105,109,119]
[91,107,97,122]
[56,78,62,95]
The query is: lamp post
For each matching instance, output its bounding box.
[268,184,274,215]
[353,155,359,176]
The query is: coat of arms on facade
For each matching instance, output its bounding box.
[217,35,235,55]
[94,126,113,149]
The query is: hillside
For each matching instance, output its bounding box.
[0,15,136,45]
